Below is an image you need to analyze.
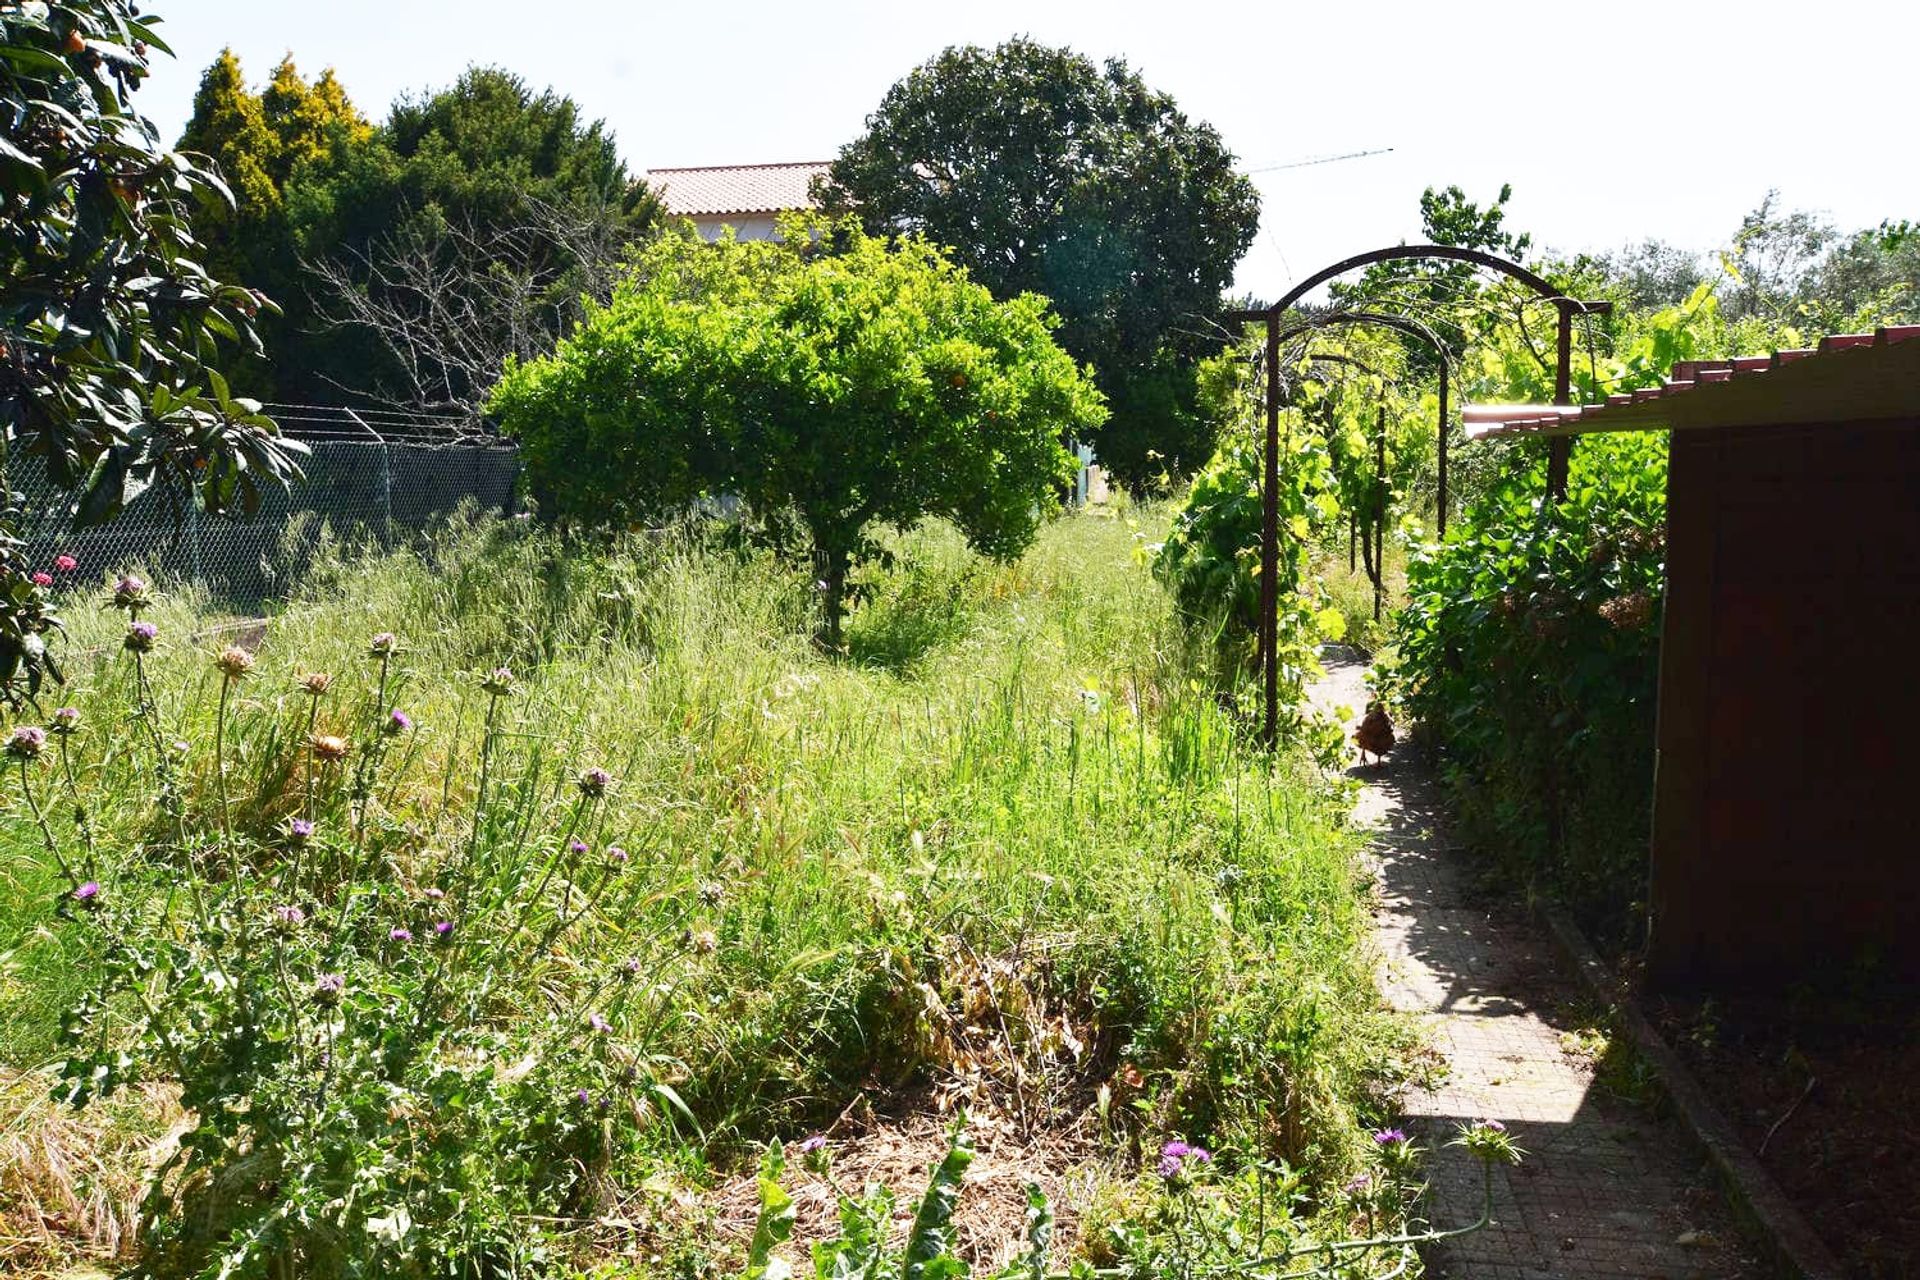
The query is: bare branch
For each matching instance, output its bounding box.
[302,195,640,416]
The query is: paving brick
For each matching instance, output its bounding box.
[1312,649,1752,1280]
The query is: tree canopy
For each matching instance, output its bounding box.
[488,221,1104,645]
[817,38,1259,492]
[178,59,663,410]
[1,0,302,700]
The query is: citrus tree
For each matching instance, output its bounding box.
[1,0,303,702]
[488,221,1104,646]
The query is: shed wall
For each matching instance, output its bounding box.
[1648,416,1920,988]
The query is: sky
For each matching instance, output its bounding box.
[142,0,1919,303]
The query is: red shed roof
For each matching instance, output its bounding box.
[1463,325,1920,439]
[647,161,831,218]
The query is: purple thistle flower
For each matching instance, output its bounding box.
[424,887,445,900]
[1161,1141,1192,1159]
[49,707,81,734]
[1481,1119,1506,1133]
[1157,1153,1183,1179]
[6,725,47,759]
[575,1088,592,1106]
[577,766,611,798]
[271,904,305,928]
[288,818,315,844]
[111,575,148,609]
[433,920,453,938]
[587,1012,610,1034]
[607,846,628,864]
[124,621,158,653]
[313,973,345,1005]
[389,927,413,943]
[72,880,100,902]
[368,632,398,656]
[1373,1127,1408,1145]
[1189,1146,1212,1164]
[798,1135,828,1153]
[569,838,588,856]
[384,709,412,735]
[1345,1173,1373,1196]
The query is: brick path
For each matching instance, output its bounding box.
[1313,647,1752,1279]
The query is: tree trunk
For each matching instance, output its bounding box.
[815,543,851,654]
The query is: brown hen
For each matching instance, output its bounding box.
[1354,701,1394,768]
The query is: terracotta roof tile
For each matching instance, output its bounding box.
[1461,326,1920,439]
[646,161,832,218]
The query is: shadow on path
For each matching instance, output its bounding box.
[1313,646,1752,1279]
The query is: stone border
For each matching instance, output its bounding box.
[1534,902,1847,1280]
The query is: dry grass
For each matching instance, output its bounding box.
[705,1092,1108,1270]
[0,1069,184,1277]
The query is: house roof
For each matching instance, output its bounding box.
[1462,325,1920,440]
[646,161,832,218]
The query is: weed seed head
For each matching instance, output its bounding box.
[299,672,333,695]
[368,632,398,656]
[215,646,255,680]
[310,734,351,763]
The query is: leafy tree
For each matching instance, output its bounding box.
[1339,182,1538,378]
[0,0,303,701]
[817,38,1259,491]
[488,220,1104,646]
[287,65,664,410]
[177,50,369,395]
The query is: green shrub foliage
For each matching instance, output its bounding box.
[488,221,1103,645]
[1382,432,1669,944]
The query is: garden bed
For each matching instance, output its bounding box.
[1649,996,1920,1279]
[0,511,1417,1277]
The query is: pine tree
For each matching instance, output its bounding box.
[178,49,281,220]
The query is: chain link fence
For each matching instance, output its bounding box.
[14,405,520,604]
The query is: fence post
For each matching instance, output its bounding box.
[346,409,393,541]
[189,497,204,583]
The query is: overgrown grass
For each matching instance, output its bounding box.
[0,507,1412,1273]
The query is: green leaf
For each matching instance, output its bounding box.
[903,1118,974,1280]
[744,1143,795,1280]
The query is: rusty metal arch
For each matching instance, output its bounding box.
[1268,308,1458,536]
[1224,245,1612,746]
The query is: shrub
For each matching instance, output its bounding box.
[1381,432,1668,946]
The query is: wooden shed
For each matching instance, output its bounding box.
[1464,327,1920,990]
